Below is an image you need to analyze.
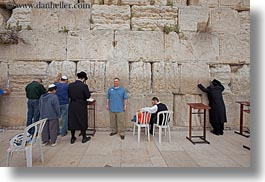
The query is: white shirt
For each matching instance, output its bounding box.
[140,102,160,114]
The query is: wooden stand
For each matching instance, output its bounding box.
[186,103,211,145]
[85,100,96,136]
[234,101,250,138]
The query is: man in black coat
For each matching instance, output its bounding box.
[198,79,227,135]
[68,71,91,144]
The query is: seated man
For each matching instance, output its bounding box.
[140,97,168,134]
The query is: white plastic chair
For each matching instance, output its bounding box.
[7,118,47,167]
[132,111,151,142]
[153,111,173,143]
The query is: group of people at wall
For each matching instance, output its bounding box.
[1,72,227,147]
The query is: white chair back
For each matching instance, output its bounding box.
[156,110,173,127]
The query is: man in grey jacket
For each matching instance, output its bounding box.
[39,84,60,147]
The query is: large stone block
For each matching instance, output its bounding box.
[131,5,178,31]
[67,30,113,60]
[209,64,232,94]
[155,0,187,6]
[164,32,181,61]
[174,94,203,127]
[210,7,240,34]
[180,62,209,94]
[129,61,151,94]
[178,6,208,32]
[121,0,151,6]
[219,33,250,63]
[152,62,181,94]
[77,60,106,93]
[114,31,164,61]
[13,30,67,60]
[91,5,130,30]
[58,9,90,31]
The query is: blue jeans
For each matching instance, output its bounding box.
[26,99,40,134]
[59,104,69,136]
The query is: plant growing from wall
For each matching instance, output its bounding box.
[0,21,24,44]
[58,26,69,33]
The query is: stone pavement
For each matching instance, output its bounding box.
[0,129,250,167]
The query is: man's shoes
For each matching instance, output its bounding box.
[42,141,48,147]
[210,130,219,136]
[120,135,125,140]
[51,141,57,147]
[82,136,91,143]
[70,137,76,144]
[219,131,224,135]
[109,132,118,136]
[149,130,153,135]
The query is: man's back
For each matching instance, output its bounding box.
[25,81,46,99]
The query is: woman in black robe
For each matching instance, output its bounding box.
[68,71,91,144]
[198,79,227,135]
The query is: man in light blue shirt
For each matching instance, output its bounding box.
[106,78,128,140]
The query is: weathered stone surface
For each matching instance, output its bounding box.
[129,61,151,94]
[105,59,129,90]
[180,62,209,94]
[239,11,250,34]
[0,60,8,88]
[219,33,250,63]
[14,30,67,60]
[178,6,208,32]
[30,9,59,32]
[188,0,218,8]
[131,5,178,31]
[67,30,113,60]
[174,94,203,127]
[209,64,232,94]
[58,9,90,31]
[0,8,11,26]
[155,0,187,6]
[115,31,164,61]
[7,8,31,28]
[46,61,76,84]
[210,7,240,34]
[220,0,250,11]
[169,32,219,61]
[152,62,181,94]
[121,0,151,6]
[8,61,48,92]
[230,64,250,96]
[91,5,130,30]
[77,60,106,93]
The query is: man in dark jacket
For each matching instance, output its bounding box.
[68,71,91,144]
[198,79,227,135]
[39,84,60,147]
[25,78,46,133]
[140,97,168,134]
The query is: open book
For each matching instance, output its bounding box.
[87,98,95,102]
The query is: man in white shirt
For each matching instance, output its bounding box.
[141,97,168,134]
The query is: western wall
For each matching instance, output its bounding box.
[0,0,250,131]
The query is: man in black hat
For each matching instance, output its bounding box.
[68,71,91,144]
[198,79,227,135]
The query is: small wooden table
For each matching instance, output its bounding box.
[186,103,211,144]
[235,101,250,138]
[86,100,96,136]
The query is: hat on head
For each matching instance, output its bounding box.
[48,84,57,91]
[61,75,68,80]
[77,71,88,80]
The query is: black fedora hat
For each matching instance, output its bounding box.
[77,71,88,80]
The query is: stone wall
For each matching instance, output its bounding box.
[0,0,250,131]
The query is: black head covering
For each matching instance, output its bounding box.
[77,71,88,80]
